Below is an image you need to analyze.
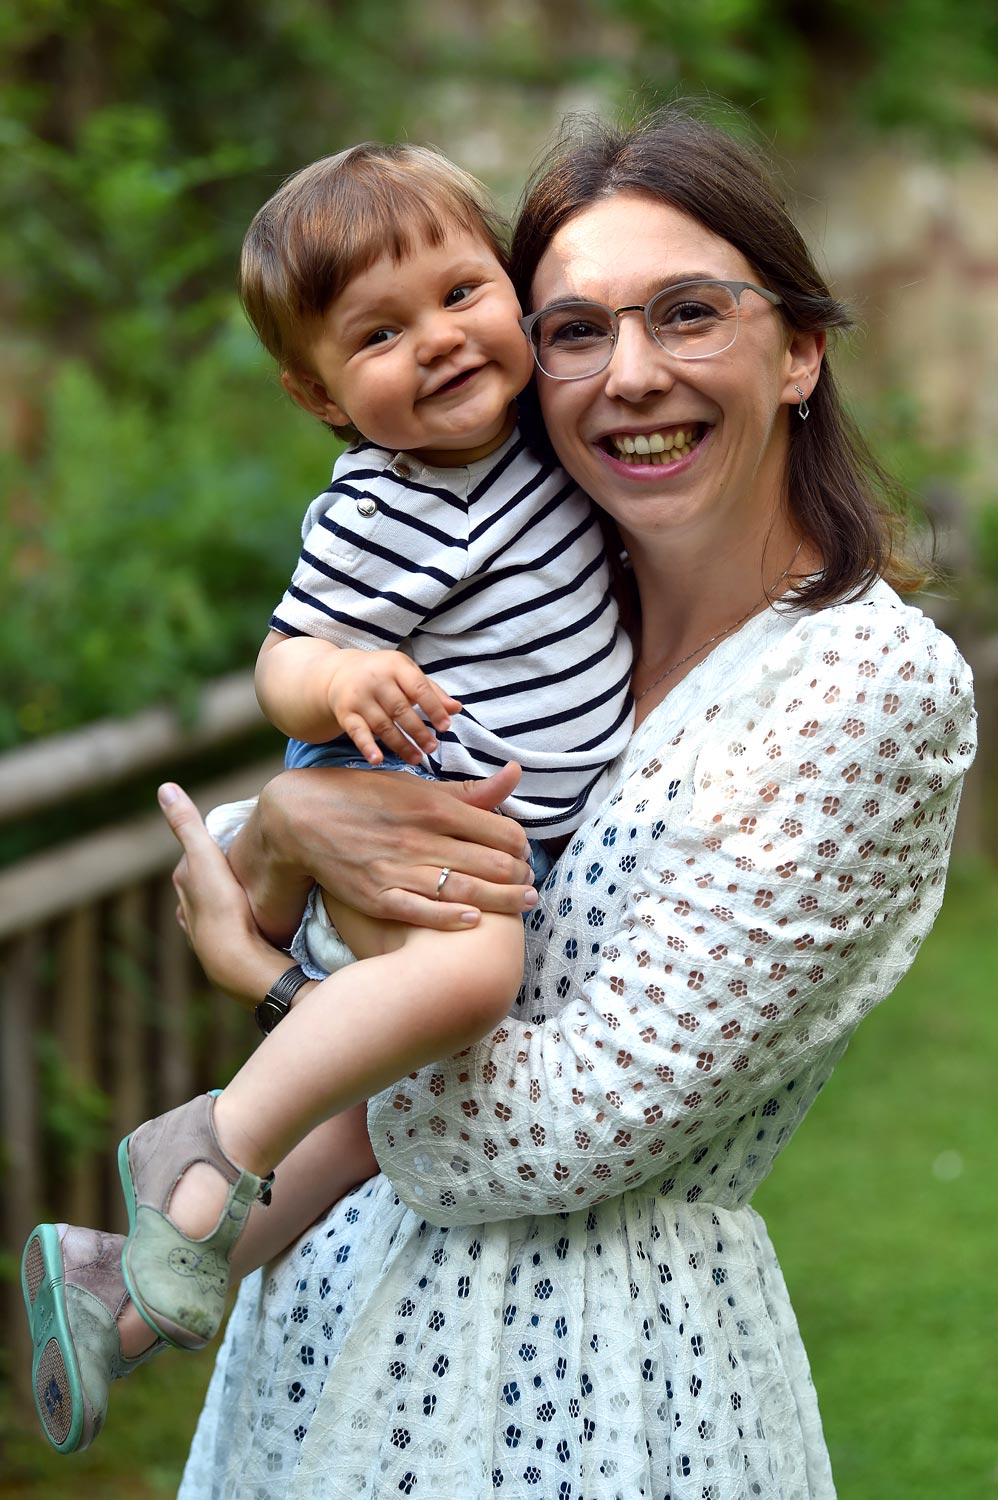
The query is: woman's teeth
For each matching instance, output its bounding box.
[608,427,700,464]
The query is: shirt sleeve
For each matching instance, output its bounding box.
[269,455,463,650]
[367,605,976,1225]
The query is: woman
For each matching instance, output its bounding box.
[170,107,974,1498]
[44,106,980,1496]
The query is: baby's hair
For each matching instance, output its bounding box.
[241,142,508,389]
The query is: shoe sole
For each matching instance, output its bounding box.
[21,1225,87,1454]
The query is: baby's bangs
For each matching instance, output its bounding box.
[336,177,501,283]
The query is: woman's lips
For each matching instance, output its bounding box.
[596,422,709,471]
[601,422,705,464]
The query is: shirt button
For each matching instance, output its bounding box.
[356,497,377,517]
[392,460,412,479]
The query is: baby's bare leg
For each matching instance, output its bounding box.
[171,904,523,1238]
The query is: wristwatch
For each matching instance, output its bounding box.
[255,963,311,1035]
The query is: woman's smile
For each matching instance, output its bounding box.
[598,421,711,473]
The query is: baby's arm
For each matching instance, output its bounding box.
[256,630,462,766]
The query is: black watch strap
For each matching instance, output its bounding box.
[255,963,311,1035]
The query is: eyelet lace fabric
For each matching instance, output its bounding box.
[180,581,975,1500]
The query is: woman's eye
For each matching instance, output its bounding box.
[444,285,473,307]
[667,300,716,325]
[545,318,609,347]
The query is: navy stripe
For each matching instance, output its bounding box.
[375,497,468,550]
[469,474,580,554]
[428,548,607,634]
[268,615,306,638]
[569,690,635,753]
[416,594,615,674]
[334,475,469,511]
[458,634,620,706]
[282,584,401,645]
[494,667,633,738]
[458,505,597,606]
[301,535,458,590]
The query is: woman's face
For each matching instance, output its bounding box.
[530,192,819,552]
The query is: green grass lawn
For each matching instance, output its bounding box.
[2,858,995,1498]
[755,856,998,1499]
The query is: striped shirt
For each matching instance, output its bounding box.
[271,429,634,838]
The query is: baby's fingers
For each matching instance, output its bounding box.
[415,681,462,732]
[339,712,387,766]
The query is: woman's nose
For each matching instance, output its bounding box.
[602,313,674,402]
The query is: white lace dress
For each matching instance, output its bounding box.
[179,581,975,1500]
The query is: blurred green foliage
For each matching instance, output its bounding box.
[1,324,335,744]
[3,0,998,749]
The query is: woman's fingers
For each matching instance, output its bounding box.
[377,871,536,929]
[158,781,250,925]
[440,761,526,832]
[158,781,222,860]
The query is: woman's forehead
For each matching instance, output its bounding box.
[530,192,753,307]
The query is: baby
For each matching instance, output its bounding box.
[22,141,633,1455]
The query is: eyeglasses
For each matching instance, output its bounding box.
[519,279,784,381]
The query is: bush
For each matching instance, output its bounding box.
[1,313,338,748]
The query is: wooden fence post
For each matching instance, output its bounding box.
[1,932,43,1416]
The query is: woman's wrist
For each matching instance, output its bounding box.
[206,929,307,1014]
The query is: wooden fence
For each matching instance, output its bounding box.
[0,672,282,1408]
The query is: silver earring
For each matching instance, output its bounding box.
[793,384,810,421]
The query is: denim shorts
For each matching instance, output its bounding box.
[284,735,554,887]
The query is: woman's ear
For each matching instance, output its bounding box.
[281,369,350,427]
[781,329,826,409]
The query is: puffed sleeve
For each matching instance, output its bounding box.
[367,603,976,1225]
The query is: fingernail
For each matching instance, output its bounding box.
[522,889,538,908]
[459,911,480,925]
[158,783,178,807]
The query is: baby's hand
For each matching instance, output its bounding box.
[327,649,462,766]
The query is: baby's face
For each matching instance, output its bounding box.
[302,224,534,464]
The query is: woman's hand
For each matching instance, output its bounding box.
[228,761,537,940]
[158,781,299,1010]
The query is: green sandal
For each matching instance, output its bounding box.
[118,1092,273,1351]
[22,1223,166,1454]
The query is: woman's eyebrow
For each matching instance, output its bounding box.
[533,271,727,312]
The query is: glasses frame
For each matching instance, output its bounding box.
[519,278,784,381]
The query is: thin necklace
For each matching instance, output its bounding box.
[635,541,804,703]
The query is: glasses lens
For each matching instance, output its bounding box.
[648,282,739,359]
[529,304,615,378]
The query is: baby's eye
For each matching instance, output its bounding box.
[363,327,399,348]
[444,285,473,307]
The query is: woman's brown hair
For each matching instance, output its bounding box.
[510,105,926,615]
